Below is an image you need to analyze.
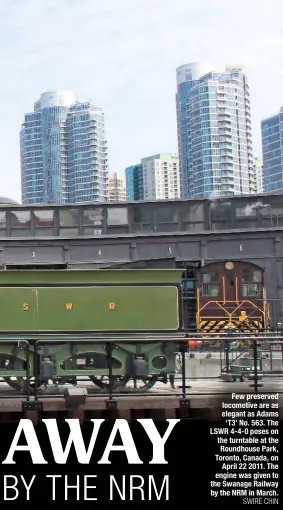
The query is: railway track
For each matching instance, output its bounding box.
[0,378,281,421]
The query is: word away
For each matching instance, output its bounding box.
[2,418,180,465]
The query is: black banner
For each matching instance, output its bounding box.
[0,394,282,506]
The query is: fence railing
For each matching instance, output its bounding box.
[0,335,282,410]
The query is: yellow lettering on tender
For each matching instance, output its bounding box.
[22,303,29,311]
[65,303,73,310]
[109,303,116,310]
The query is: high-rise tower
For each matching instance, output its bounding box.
[176,63,254,198]
[20,91,108,204]
[125,154,180,201]
[261,107,283,192]
[108,172,126,201]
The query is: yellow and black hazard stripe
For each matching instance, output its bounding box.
[199,319,263,332]
[240,319,263,330]
[199,320,227,332]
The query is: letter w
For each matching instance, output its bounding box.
[42,419,105,464]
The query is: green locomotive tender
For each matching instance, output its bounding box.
[0,268,184,393]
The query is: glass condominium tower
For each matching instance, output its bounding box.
[261,107,283,192]
[176,63,254,198]
[20,91,108,204]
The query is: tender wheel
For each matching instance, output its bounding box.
[0,355,42,393]
[89,374,158,392]
[89,375,125,390]
[116,375,159,392]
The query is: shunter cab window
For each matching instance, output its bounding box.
[242,269,263,297]
[201,271,219,297]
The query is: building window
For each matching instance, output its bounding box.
[60,227,80,237]
[10,210,32,235]
[59,208,80,227]
[83,228,102,236]
[107,207,128,226]
[33,209,54,227]
[10,210,31,228]
[83,207,104,235]
[83,208,103,226]
[58,208,80,236]
[0,211,6,235]
[33,209,54,236]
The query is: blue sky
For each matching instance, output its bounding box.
[1,0,282,202]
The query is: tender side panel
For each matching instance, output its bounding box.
[0,288,36,330]
[37,286,179,331]
[0,286,179,332]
